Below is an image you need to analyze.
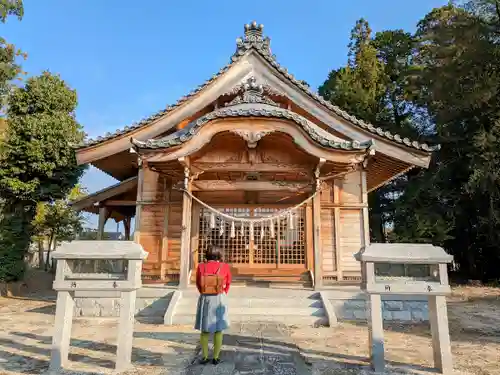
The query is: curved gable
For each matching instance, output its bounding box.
[77,21,437,173]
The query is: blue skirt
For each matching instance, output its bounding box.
[194,293,230,333]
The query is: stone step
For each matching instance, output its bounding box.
[176,304,326,316]
[180,287,320,299]
[177,297,323,309]
[170,287,327,327]
[172,313,328,327]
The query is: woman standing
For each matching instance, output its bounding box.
[195,246,232,365]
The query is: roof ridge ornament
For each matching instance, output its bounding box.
[225,76,278,107]
[233,21,273,60]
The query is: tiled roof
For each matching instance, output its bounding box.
[131,104,374,151]
[80,21,440,153]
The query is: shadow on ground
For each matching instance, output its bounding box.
[3,326,442,375]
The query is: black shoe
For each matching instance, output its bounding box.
[212,358,222,365]
[199,357,210,365]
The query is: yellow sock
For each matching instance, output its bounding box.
[200,332,209,359]
[213,331,223,359]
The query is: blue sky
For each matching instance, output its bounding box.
[3,0,447,230]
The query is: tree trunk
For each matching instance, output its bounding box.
[37,239,45,269]
[45,233,54,271]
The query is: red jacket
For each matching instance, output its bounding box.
[196,261,232,294]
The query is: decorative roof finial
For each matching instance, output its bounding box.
[225,76,278,107]
[244,21,264,40]
[233,21,272,60]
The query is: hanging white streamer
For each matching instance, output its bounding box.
[260,224,264,239]
[249,222,254,241]
[210,213,215,229]
[219,220,225,236]
[270,218,275,238]
[240,222,244,236]
[230,221,235,238]
[180,186,319,224]
[289,212,294,230]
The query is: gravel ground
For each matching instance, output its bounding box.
[0,286,498,375]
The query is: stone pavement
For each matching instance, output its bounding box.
[184,322,309,375]
[1,298,478,375]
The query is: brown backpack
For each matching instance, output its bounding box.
[199,262,224,295]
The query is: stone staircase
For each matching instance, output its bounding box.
[167,286,328,327]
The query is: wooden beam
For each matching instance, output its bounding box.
[190,180,313,192]
[70,176,138,211]
[191,162,314,176]
[104,200,137,206]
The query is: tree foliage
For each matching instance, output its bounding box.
[32,184,87,270]
[0,0,25,111]
[320,0,500,281]
[0,72,86,203]
[0,72,86,282]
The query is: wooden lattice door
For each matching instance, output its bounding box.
[198,206,306,268]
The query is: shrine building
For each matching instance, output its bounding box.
[72,22,437,289]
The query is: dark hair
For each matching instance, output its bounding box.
[206,246,223,261]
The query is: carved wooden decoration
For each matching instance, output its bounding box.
[230,129,273,148]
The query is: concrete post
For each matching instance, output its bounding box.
[49,291,74,371]
[429,295,453,374]
[368,293,385,373]
[115,290,137,371]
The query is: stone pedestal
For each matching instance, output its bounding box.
[367,294,384,373]
[49,241,147,373]
[429,295,453,373]
[50,291,74,370]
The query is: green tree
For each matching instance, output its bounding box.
[391,1,500,280]
[0,0,26,111]
[319,19,388,125]
[32,184,87,269]
[0,72,86,282]
[0,0,23,22]
[319,20,421,243]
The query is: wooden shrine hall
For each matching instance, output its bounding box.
[73,22,438,289]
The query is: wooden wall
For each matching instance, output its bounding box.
[135,164,369,283]
[136,166,183,282]
[319,169,369,281]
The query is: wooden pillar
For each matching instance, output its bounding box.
[312,189,323,290]
[191,201,201,272]
[313,159,325,290]
[361,170,370,248]
[97,206,108,240]
[305,202,314,270]
[123,216,131,241]
[333,179,342,281]
[159,180,171,280]
[133,161,146,244]
[179,161,192,289]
